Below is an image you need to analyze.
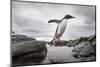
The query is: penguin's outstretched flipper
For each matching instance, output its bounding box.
[48,19,61,24]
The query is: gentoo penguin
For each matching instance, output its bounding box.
[48,15,75,45]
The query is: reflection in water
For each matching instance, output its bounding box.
[42,45,79,64]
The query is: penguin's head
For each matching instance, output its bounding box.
[63,15,75,20]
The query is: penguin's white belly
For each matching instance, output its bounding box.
[57,19,67,37]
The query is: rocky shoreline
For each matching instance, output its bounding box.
[11,32,96,66]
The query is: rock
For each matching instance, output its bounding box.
[67,40,73,47]
[12,31,15,34]
[72,41,89,58]
[88,35,96,52]
[49,40,67,46]
[12,34,36,43]
[86,55,96,61]
[79,43,95,57]
[72,35,96,61]
[12,40,47,66]
[72,41,95,58]
[49,35,96,48]
[76,55,96,62]
[66,37,88,47]
[12,34,47,66]
[54,40,67,46]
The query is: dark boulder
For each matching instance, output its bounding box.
[11,34,47,66]
[79,43,95,57]
[12,40,47,66]
[72,35,96,61]
[88,35,96,52]
[72,41,89,58]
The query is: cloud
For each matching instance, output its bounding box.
[12,1,96,40]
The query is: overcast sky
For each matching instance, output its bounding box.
[12,1,95,41]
